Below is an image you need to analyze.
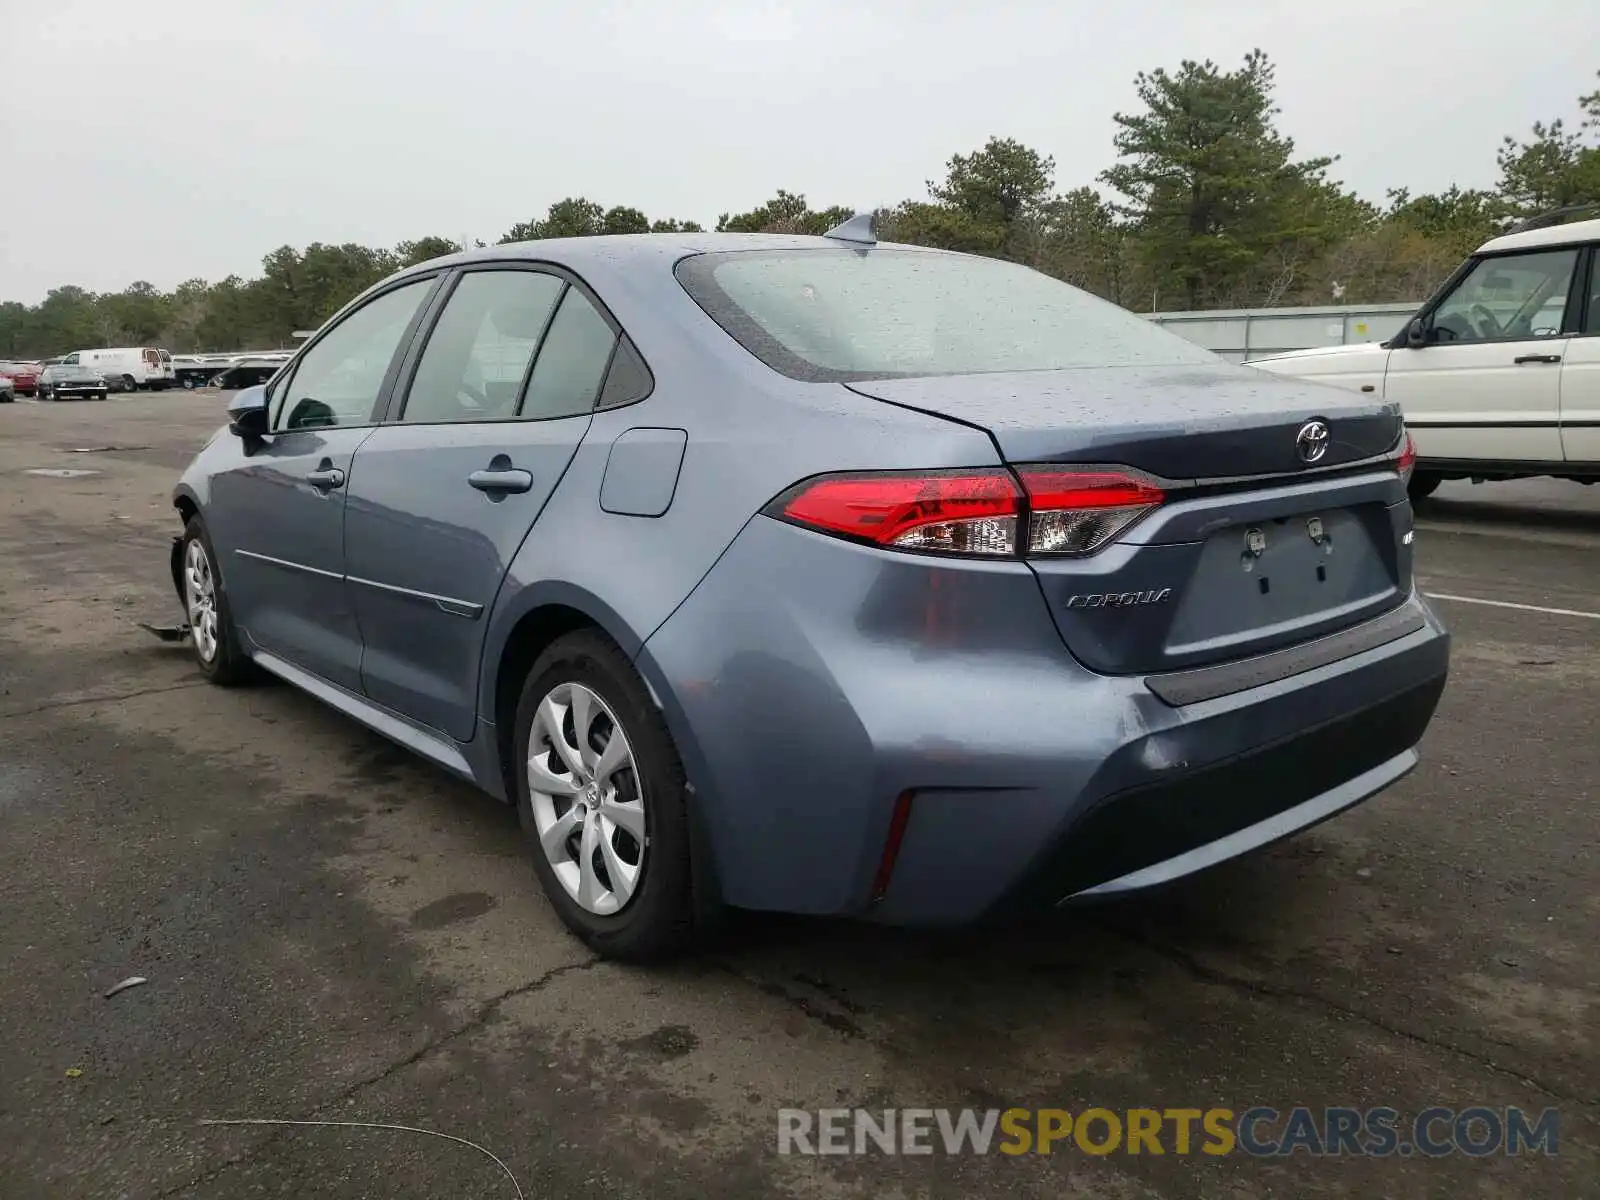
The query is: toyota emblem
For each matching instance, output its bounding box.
[1295,419,1330,464]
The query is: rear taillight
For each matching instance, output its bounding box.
[1396,430,1417,482]
[766,466,1165,558]
[767,469,1021,556]
[1014,467,1165,556]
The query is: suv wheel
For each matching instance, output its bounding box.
[1407,471,1442,502]
[513,630,702,961]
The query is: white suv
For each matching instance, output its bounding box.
[1251,211,1600,500]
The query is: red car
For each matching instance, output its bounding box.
[0,361,40,397]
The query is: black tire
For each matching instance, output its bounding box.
[121,374,137,393]
[180,516,258,686]
[513,629,702,961]
[94,390,108,402]
[1407,471,1442,503]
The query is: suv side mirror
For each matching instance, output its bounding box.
[227,385,270,439]
[1404,317,1429,348]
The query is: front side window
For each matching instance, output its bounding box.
[401,270,563,423]
[520,287,617,420]
[1429,249,1578,343]
[675,248,1219,382]
[273,280,432,430]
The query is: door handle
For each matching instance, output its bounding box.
[1513,354,1562,364]
[306,466,345,491]
[468,468,534,495]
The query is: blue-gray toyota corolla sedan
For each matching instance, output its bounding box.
[170,222,1450,960]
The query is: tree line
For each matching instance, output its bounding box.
[2,53,1595,360]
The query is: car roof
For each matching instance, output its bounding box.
[388,231,944,283]
[1477,216,1600,256]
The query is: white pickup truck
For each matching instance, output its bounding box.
[1251,212,1600,500]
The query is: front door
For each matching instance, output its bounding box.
[207,277,437,690]
[344,267,621,741]
[1385,246,1580,464]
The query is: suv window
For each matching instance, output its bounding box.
[1586,257,1600,335]
[521,287,616,420]
[273,281,431,430]
[1429,249,1578,343]
[401,270,563,423]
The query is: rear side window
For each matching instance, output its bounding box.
[401,270,563,423]
[598,336,652,408]
[675,249,1218,382]
[521,288,616,420]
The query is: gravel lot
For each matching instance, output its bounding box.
[0,392,1595,1198]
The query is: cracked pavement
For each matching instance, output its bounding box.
[0,395,1595,1198]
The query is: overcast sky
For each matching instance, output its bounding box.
[1,0,1593,303]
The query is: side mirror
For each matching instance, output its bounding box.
[227,385,270,439]
[1404,317,1429,348]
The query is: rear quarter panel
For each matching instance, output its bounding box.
[478,250,1002,718]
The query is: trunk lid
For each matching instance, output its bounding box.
[846,364,1401,480]
[846,365,1414,680]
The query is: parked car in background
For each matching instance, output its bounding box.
[1252,208,1600,499]
[38,362,110,401]
[172,354,238,388]
[64,347,175,392]
[170,225,1449,961]
[210,356,286,390]
[0,361,41,397]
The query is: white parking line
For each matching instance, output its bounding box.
[1426,592,1600,621]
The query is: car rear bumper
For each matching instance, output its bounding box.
[638,516,1450,925]
[991,672,1440,912]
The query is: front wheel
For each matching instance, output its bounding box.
[180,517,256,685]
[513,630,702,961]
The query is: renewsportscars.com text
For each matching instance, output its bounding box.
[777,1106,1559,1158]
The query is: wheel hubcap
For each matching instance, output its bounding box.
[527,681,646,916]
[183,539,220,664]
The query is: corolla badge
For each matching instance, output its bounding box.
[1295,419,1331,464]
[1065,588,1173,610]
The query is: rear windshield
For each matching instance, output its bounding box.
[675,248,1218,382]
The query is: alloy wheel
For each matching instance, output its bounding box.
[527,681,647,916]
[183,539,220,664]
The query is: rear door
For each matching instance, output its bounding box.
[1559,246,1600,465]
[208,277,438,689]
[343,265,621,741]
[1384,246,1579,464]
